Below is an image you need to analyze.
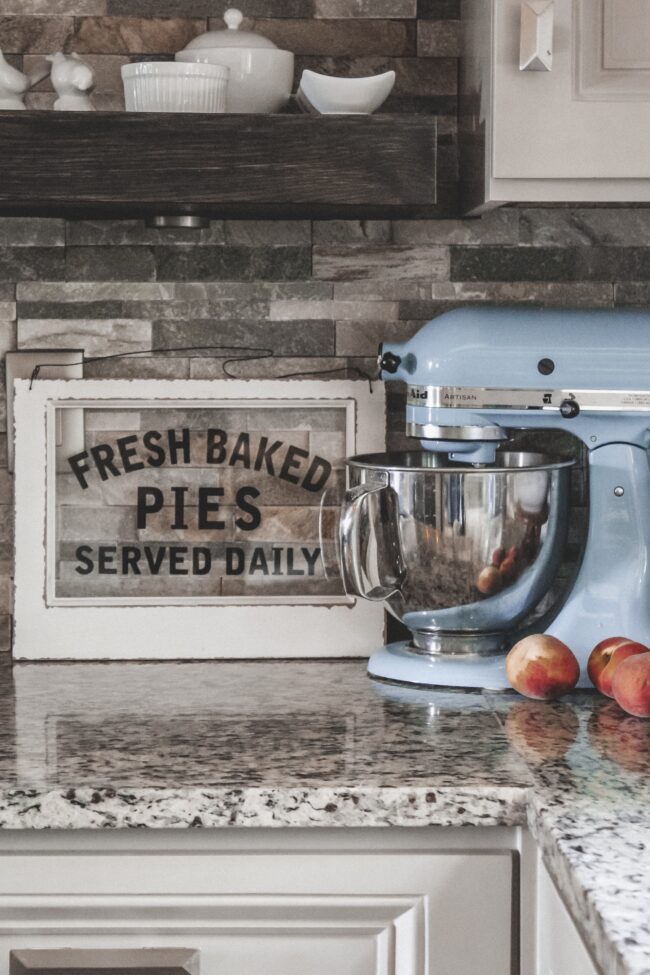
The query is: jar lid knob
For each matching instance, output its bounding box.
[224,8,243,29]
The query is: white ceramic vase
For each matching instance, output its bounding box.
[0,49,30,110]
[47,52,96,111]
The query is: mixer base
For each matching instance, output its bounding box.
[368,642,510,690]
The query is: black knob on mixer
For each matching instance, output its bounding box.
[560,398,580,419]
[379,349,402,374]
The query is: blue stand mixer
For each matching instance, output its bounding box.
[339,308,650,690]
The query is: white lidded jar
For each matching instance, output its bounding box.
[175,8,294,114]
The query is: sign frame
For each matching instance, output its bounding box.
[13,378,385,661]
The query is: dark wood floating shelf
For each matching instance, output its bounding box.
[0,110,444,220]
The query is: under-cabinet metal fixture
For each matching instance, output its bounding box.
[146,215,210,229]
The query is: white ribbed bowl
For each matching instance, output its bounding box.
[121,62,229,113]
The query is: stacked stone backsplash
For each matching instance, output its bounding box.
[0,1,647,651]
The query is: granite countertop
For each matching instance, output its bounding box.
[2,659,650,975]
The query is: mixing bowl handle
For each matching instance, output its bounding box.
[340,484,400,601]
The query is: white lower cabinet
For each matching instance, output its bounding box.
[536,858,599,975]
[0,829,516,975]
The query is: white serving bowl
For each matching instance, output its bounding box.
[175,8,294,114]
[297,69,396,115]
[121,61,229,113]
[175,48,293,114]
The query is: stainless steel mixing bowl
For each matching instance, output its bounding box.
[340,451,574,656]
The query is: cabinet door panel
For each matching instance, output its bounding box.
[537,861,599,975]
[0,851,513,975]
[493,0,650,178]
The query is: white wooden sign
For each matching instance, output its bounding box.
[13,379,385,660]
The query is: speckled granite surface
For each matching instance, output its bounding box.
[2,659,650,975]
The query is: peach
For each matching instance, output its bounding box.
[505,701,579,764]
[588,701,650,771]
[491,546,506,568]
[476,566,503,596]
[587,637,649,696]
[499,555,519,585]
[612,652,650,717]
[506,634,580,701]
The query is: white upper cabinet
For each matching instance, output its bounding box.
[461,0,650,211]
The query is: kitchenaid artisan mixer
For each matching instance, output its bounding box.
[340,307,650,689]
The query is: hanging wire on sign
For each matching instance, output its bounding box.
[27,344,376,393]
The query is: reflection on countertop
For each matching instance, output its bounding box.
[1,658,650,975]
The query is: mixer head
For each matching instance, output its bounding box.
[378,307,650,461]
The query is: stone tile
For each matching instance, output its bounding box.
[16,281,333,302]
[0,435,6,467]
[189,355,374,381]
[0,616,10,653]
[614,283,650,305]
[155,319,335,358]
[0,472,12,508]
[110,0,312,13]
[224,221,311,246]
[312,221,391,244]
[154,246,311,281]
[450,246,578,282]
[0,577,12,615]
[208,18,415,56]
[269,299,399,321]
[0,219,65,247]
[417,19,460,56]
[71,16,205,54]
[17,281,173,302]
[66,220,226,246]
[18,301,123,319]
[430,281,614,306]
[236,505,324,543]
[0,0,102,9]
[315,0,416,15]
[0,248,64,282]
[0,322,17,358]
[393,210,519,245]
[0,507,13,544]
[84,409,142,431]
[84,355,191,379]
[122,299,271,320]
[519,208,650,247]
[25,54,128,94]
[0,304,16,321]
[336,319,424,356]
[24,90,125,111]
[0,16,73,53]
[313,244,449,280]
[18,319,152,358]
[418,0,459,16]
[66,247,156,281]
[334,279,433,300]
[295,54,457,96]
[59,505,135,542]
[397,299,448,319]
[575,248,650,281]
[383,91,457,116]
[0,286,14,302]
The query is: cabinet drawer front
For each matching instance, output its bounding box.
[0,851,513,975]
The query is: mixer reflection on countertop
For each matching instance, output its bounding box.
[339,308,650,690]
